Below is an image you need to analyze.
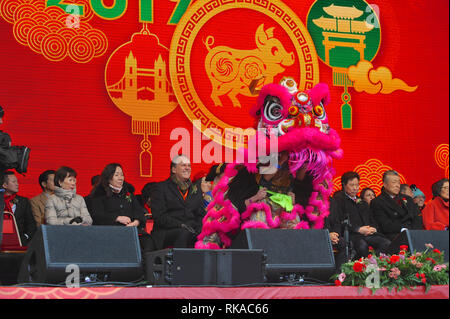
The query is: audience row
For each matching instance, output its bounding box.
[1,157,448,262]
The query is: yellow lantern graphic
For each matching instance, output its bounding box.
[105,24,177,177]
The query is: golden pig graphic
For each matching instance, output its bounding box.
[204,24,295,108]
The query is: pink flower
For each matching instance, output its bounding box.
[338,272,346,282]
[433,264,447,272]
[433,265,442,271]
[425,243,434,249]
[389,267,401,279]
[415,262,424,268]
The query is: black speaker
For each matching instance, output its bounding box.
[388,230,449,262]
[231,229,335,282]
[17,225,143,284]
[144,248,265,286]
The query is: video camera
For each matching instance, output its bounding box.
[0,106,30,174]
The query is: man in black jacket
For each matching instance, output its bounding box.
[371,170,423,241]
[1,171,36,246]
[334,172,390,259]
[325,195,349,272]
[150,155,205,250]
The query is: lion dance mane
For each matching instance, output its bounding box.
[195,77,343,249]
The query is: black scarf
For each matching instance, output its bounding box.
[171,175,192,193]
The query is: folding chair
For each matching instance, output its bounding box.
[1,212,27,252]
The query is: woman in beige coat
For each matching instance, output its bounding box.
[45,166,92,226]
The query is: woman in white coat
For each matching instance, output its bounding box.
[45,166,92,226]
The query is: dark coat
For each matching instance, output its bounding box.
[332,191,385,241]
[89,183,146,230]
[11,195,37,245]
[150,177,205,249]
[227,168,259,213]
[371,191,423,240]
[325,196,344,236]
[226,166,298,214]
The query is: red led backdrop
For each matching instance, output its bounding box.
[0,0,448,200]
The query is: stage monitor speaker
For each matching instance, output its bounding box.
[17,225,143,284]
[231,229,335,282]
[388,230,449,262]
[144,248,265,286]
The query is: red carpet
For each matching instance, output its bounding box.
[0,285,447,299]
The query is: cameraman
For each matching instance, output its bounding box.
[0,105,30,174]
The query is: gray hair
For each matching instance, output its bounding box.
[170,154,190,173]
[382,170,399,183]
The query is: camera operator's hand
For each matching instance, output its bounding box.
[70,216,83,224]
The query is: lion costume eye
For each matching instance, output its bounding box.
[313,104,326,120]
[263,96,284,122]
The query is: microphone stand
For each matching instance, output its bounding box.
[342,213,352,262]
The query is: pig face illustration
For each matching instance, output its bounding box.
[204,24,295,108]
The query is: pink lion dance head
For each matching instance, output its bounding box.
[196,78,343,250]
[248,77,343,181]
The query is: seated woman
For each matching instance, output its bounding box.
[422,178,449,230]
[45,166,92,226]
[411,184,426,211]
[89,163,155,252]
[360,187,376,205]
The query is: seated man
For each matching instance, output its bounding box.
[150,155,205,250]
[333,172,390,258]
[2,171,36,245]
[30,170,56,227]
[371,170,423,241]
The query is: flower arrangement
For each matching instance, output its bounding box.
[332,244,449,293]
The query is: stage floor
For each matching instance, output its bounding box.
[0,285,447,299]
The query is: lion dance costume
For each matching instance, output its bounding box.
[195,78,343,249]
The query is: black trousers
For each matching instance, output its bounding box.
[150,228,197,251]
[138,232,156,253]
[333,238,348,273]
[161,228,197,248]
[352,233,391,258]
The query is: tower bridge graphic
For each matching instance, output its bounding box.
[107,51,175,108]
[106,48,178,177]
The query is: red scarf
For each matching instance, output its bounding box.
[4,194,17,213]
